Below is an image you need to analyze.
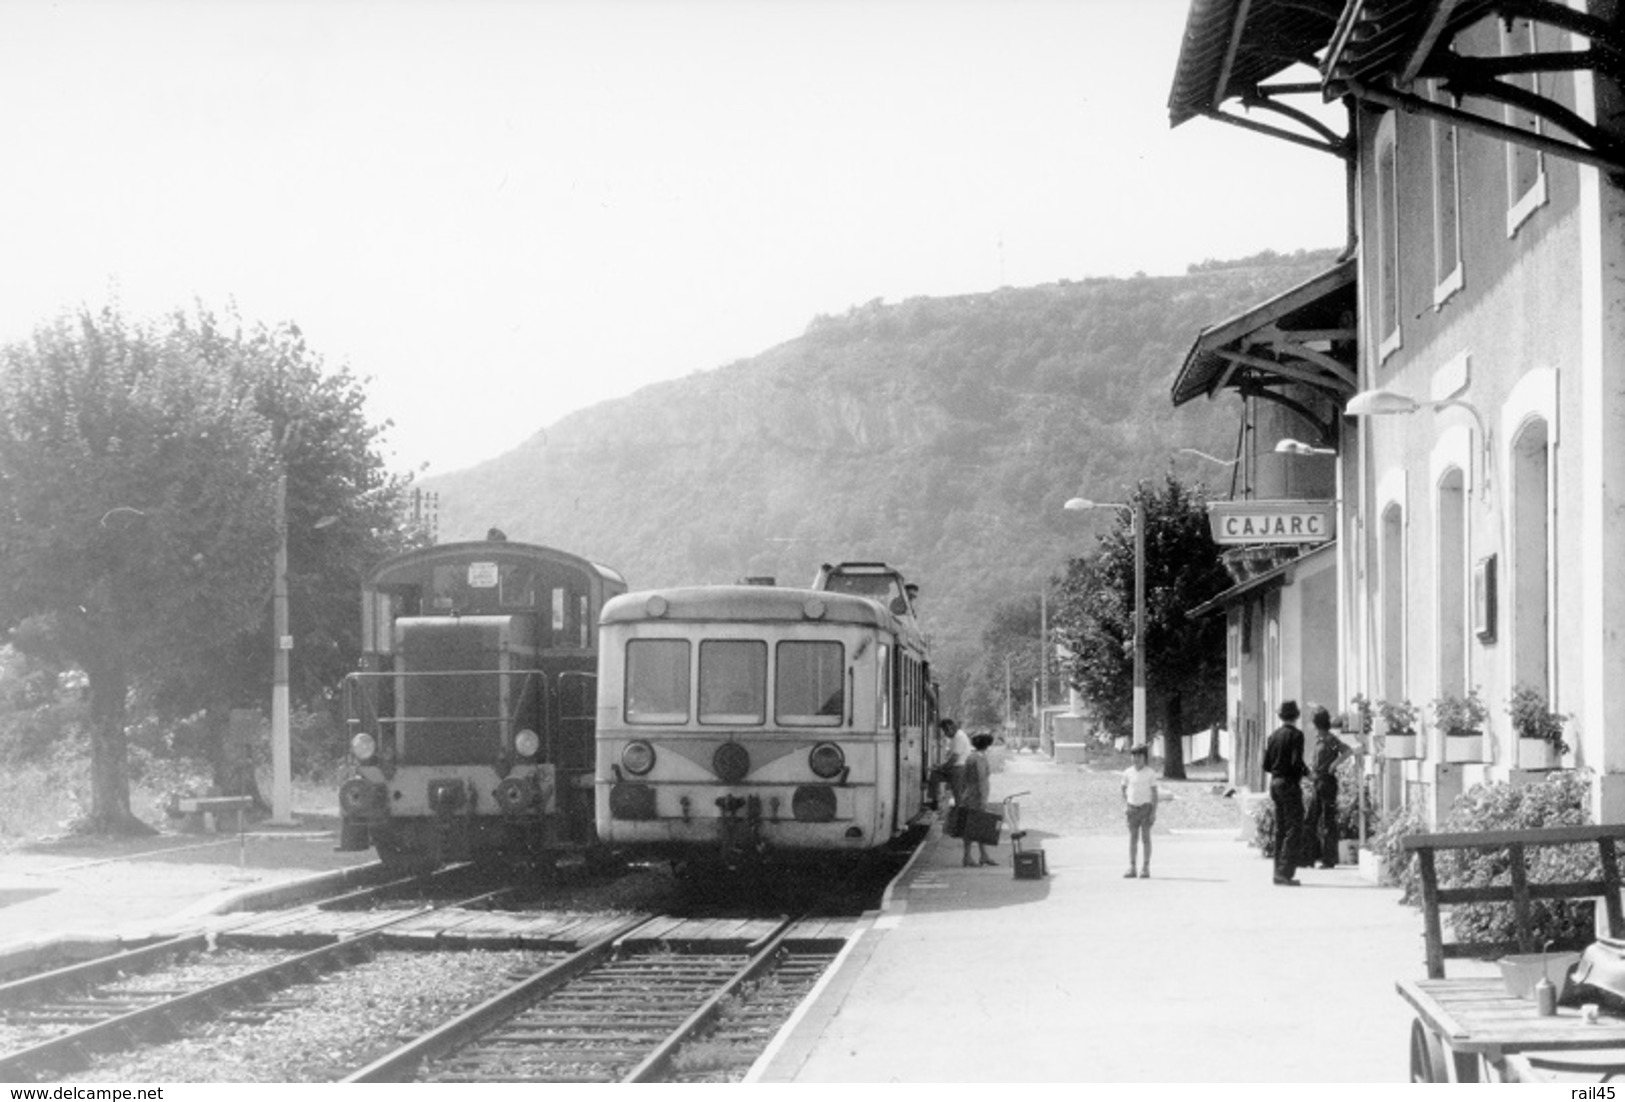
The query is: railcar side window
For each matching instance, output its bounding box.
[877,642,892,730]
[776,641,844,727]
[699,640,767,725]
[625,639,690,724]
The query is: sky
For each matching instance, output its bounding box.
[0,0,1347,475]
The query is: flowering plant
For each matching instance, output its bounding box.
[1378,698,1419,736]
[1431,689,1489,735]
[1507,685,1569,754]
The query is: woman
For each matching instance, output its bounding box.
[960,733,999,867]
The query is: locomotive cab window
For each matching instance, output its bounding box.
[625,639,691,724]
[699,640,767,725]
[776,640,844,727]
[499,564,537,608]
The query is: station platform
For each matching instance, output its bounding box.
[754,771,1431,1083]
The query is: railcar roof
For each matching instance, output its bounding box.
[601,585,899,630]
[366,539,626,588]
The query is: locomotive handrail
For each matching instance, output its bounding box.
[343,669,545,732]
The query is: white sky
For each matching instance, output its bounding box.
[0,0,1346,475]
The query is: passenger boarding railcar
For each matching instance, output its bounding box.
[595,563,937,869]
[338,538,627,871]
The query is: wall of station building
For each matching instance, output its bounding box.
[1347,83,1625,823]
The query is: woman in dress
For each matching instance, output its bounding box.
[960,733,998,867]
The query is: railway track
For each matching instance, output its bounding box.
[0,877,514,1082]
[348,913,851,1083]
[0,844,899,1083]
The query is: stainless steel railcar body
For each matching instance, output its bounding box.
[338,539,626,870]
[596,564,935,867]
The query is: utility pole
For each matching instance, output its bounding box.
[271,472,294,825]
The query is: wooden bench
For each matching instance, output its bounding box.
[174,795,253,834]
[1401,823,1625,977]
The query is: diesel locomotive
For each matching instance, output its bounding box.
[337,537,626,871]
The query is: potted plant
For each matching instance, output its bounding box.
[1378,698,1421,759]
[1507,685,1569,770]
[1339,694,1376,758]
[1432,688,1490,763]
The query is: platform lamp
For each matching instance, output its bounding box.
[1063,496,1145,753]
[1347,386,1491,496]
[1273,438,1338,457]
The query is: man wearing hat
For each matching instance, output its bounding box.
[1262,700,1309,886]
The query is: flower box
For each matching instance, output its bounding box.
[1384,732,1421,759]
[1517,737,1562,771]
[1443,731,1486,763]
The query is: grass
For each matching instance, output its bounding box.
[0,756,342,850]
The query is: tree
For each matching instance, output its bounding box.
[0,308,280,832]
[959,595,1046,730]
[146,309,421,802]
[1053,475,1231,779]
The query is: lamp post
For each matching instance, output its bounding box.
[1064,496,1146,750]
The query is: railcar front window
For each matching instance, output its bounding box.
[626,639,690,724]
[699,640,767,724]
[776,641,844,727]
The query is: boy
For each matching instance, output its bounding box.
[1121,744,1158,878]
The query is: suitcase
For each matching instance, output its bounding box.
[962,806,1003,846]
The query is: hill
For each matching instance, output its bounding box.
[424,248,1342,708]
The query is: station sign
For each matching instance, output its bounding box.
[1207,500,1336,545]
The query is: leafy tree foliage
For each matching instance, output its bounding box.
[1052,475,1231,779]
[957,594,1045,728]
[146,310,421,801]
[0,306,418,831]
[0,308,279,831]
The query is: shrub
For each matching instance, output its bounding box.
[1438,770,1594,946]
[1251,757,1372,858]
[1370,799,1430,902]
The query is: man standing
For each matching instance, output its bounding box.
[944,719,972,804]
[1307,705,1353,869]
[1263,700,1308,886]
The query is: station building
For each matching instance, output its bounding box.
[1163,0,1625,824]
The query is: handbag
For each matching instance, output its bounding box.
[962,806,1003,846]
[945,806,968,839]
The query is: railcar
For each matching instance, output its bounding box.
[595,562,938,871]
[337,537,627,871]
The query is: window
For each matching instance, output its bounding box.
[777,641,845,726]
[1436,468,1467,694]
[877,642,892,730]
[1428,82,1463,305]
[1375,111,1402,360]
[559,671,595,720]
[499,564,537,608]
[1502,17,1548,234]
[699,640,767,724]
[625,639,690,724]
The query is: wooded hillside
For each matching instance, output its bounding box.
[426,248,1341,709]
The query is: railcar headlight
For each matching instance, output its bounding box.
[809,742,845,779]
[622,739,657,776]
[350,731,378,762]
[514,728,541,758]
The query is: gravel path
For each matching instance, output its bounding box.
[986,745,1246,840]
